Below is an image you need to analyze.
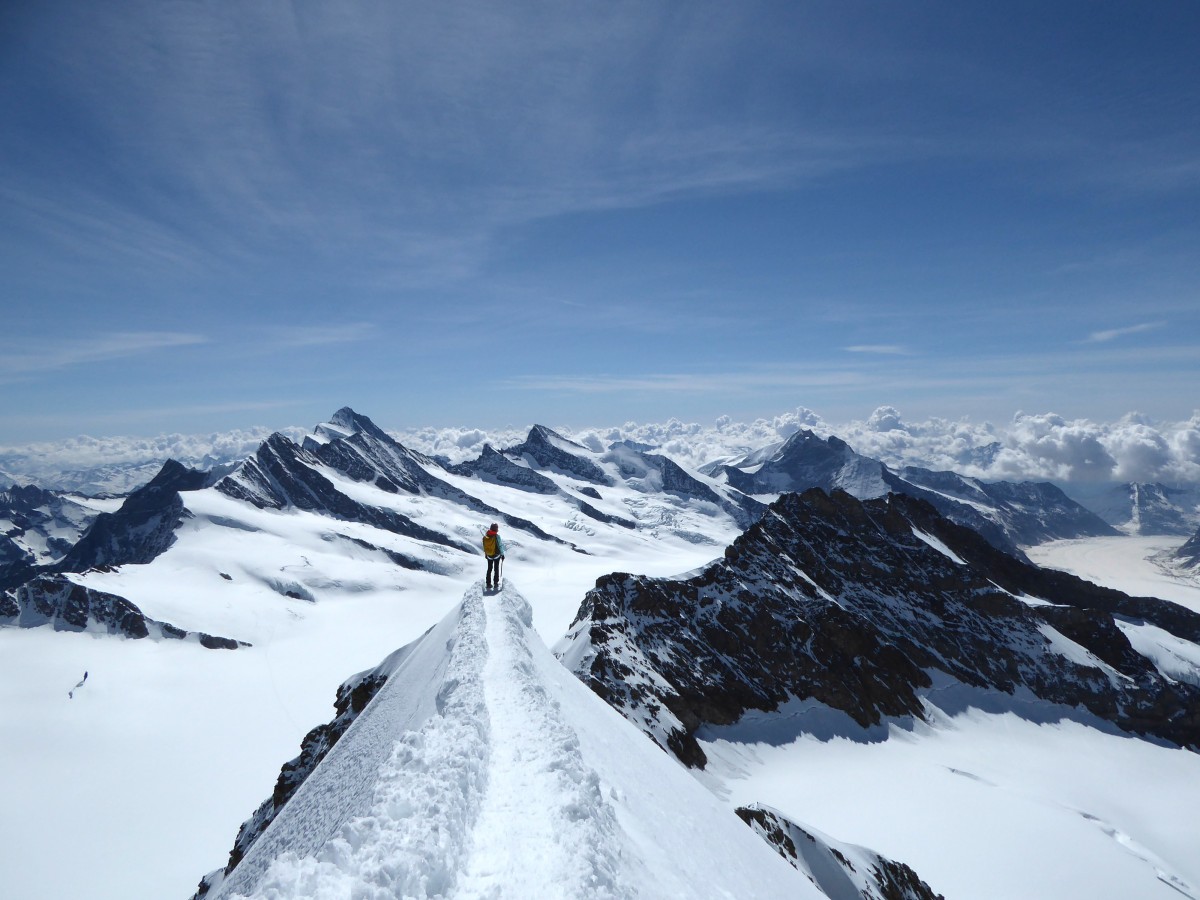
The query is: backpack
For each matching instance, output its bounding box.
[483,532,499,558]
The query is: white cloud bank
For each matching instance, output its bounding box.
[396,407,1200,487]
[4,409,1200,490]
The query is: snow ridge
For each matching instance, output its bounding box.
[456,588,632,899]
[211,584,635,900]
[213,591,491,899]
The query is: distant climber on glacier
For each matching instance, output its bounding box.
[483,523,505,593]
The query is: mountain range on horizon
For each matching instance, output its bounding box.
[4,405,1200,899]
[5,404,1200,568]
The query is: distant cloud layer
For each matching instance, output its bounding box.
[396,407,1200,487]
[4,409,1200,489]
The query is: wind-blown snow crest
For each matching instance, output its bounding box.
[208,582,814,900]
[211,585,490,899]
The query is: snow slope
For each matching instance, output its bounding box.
[206,582,818,900]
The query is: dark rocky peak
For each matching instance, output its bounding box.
[217,434,472,552]
[123,458,214,509]
[1,483,59,509]
[561,488,1200,768]
[737,805,944,900]
[300,408,449,498]
[53,460,212,574]
[504,425,611,486]
[717,433,1116,553]
[215,433,321,509]
[1125,483,1200,535]
[311,425,440,497]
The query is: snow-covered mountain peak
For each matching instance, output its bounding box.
[525,423,585,450]
[720,429,890,499]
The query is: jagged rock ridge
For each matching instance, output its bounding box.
[560,488,1200,768]
[2,574,245,648]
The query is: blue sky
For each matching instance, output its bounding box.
[2,1,1198,442]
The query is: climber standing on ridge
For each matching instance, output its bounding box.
[483,522,505,593]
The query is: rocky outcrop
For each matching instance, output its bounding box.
[234,411,569,551]
[217,433,474,552]
[897,466,1119,547]
[737,805,944,900]
[561,489,1200,768]
[1,574,245,648]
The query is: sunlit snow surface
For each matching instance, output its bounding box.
[0,473,731,900]
[3,485,1200,900]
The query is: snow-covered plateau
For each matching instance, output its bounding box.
[2,408,1199,900]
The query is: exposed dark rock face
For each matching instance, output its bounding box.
[190,664,389,899]
[504,425,612,486]
[577,500,638,529]
[448,444,559,495]
[1,574,246,648]
[1,588,20,619]
[311,414,572,547]
[217,433,473,552]
[714,430,1117,555]
[561,488,1200,768]
[56,460,212,574]
[737,805,944,900]
[226,412,568,552]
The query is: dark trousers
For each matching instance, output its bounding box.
[486,556,501,586]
